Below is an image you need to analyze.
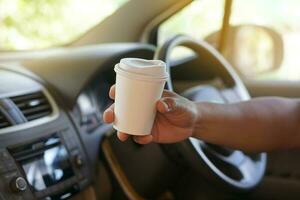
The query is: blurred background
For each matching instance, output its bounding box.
[0,0,128,50]
[1,0,300,81]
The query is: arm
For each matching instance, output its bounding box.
[103,86,300,152]
[194,97,300,152]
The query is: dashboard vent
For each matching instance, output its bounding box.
[11,91,53,121]
[0,112,11,128]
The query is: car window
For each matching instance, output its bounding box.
[230,0,300,81]
[158,0,225,60]
[159,0,300,82]
[0,0,129,51]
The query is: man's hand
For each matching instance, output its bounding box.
[103,85,198,144]
[102,85,300,152]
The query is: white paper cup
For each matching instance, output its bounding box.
[113,58,169,135]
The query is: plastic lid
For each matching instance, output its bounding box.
[118,58,168,78]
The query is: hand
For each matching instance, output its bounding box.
[103,85,198,144]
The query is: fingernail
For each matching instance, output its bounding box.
[103,110,110,117]
[162,101,170,112]
[163,100,172,112]
[133,136,139,143]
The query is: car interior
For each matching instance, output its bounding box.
[1,0,300,199]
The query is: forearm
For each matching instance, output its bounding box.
[193,97,300,152]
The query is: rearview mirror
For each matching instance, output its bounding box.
[205,25,284,78]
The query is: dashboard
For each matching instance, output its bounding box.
[74,75,112,133]
[0,43,155,200]
[0,41,277,200]
[0,69,91,200]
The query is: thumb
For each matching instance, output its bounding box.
[157,97,185,115]
[157,97,197,128]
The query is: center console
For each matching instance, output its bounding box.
[0,128,89,200]
[0,70,91,200]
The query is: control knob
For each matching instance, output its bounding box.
[10,177,27,193]
[74,155,84,168]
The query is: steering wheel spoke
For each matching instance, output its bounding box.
[219,150,246,168]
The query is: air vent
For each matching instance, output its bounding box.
[0,111,11,128]
[11,91,53,121]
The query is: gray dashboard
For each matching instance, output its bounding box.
[0,43,155,108]
[0,43,155,199]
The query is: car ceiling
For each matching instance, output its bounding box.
[70,0,192,46]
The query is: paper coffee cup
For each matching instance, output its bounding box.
[113,58,169,135]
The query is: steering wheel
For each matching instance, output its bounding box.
[154,35,267,192]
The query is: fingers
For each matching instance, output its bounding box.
[133,135,153,144]
[104,85,115,123]
[157,90,178,113]
[110,88,177,144]
[103,104,114,123]
[117,132,130,142]
[108,87,176,114]
[108,84,153,144]
[117,132,153,144]
[157,99,170,113]
[157,97,176,113]
[109,85,116,100]
[162,89,176,97]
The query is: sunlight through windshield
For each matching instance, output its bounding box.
[0,0,128,51]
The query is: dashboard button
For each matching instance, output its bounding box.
[10,177,27,193]
[73,155,84,168]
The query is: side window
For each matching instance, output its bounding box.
[158,0,300,81]
[158,0,225,59]
[229,0,300,81]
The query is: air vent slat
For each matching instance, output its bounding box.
[0,112,11,129]
[11,93,43,102]
[22,105,51,115]
[26,111,52,121]
[11,91,53,122]
[15,99,47,109]
[0,122,10,127]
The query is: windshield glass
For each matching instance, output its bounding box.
[0,0,128,51]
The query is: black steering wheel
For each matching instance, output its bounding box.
[154,35,267,192]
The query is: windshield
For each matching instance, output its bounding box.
[0,0,128,51]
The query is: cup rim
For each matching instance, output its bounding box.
[114,64,169,82]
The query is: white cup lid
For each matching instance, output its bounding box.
[119,58,168,78]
